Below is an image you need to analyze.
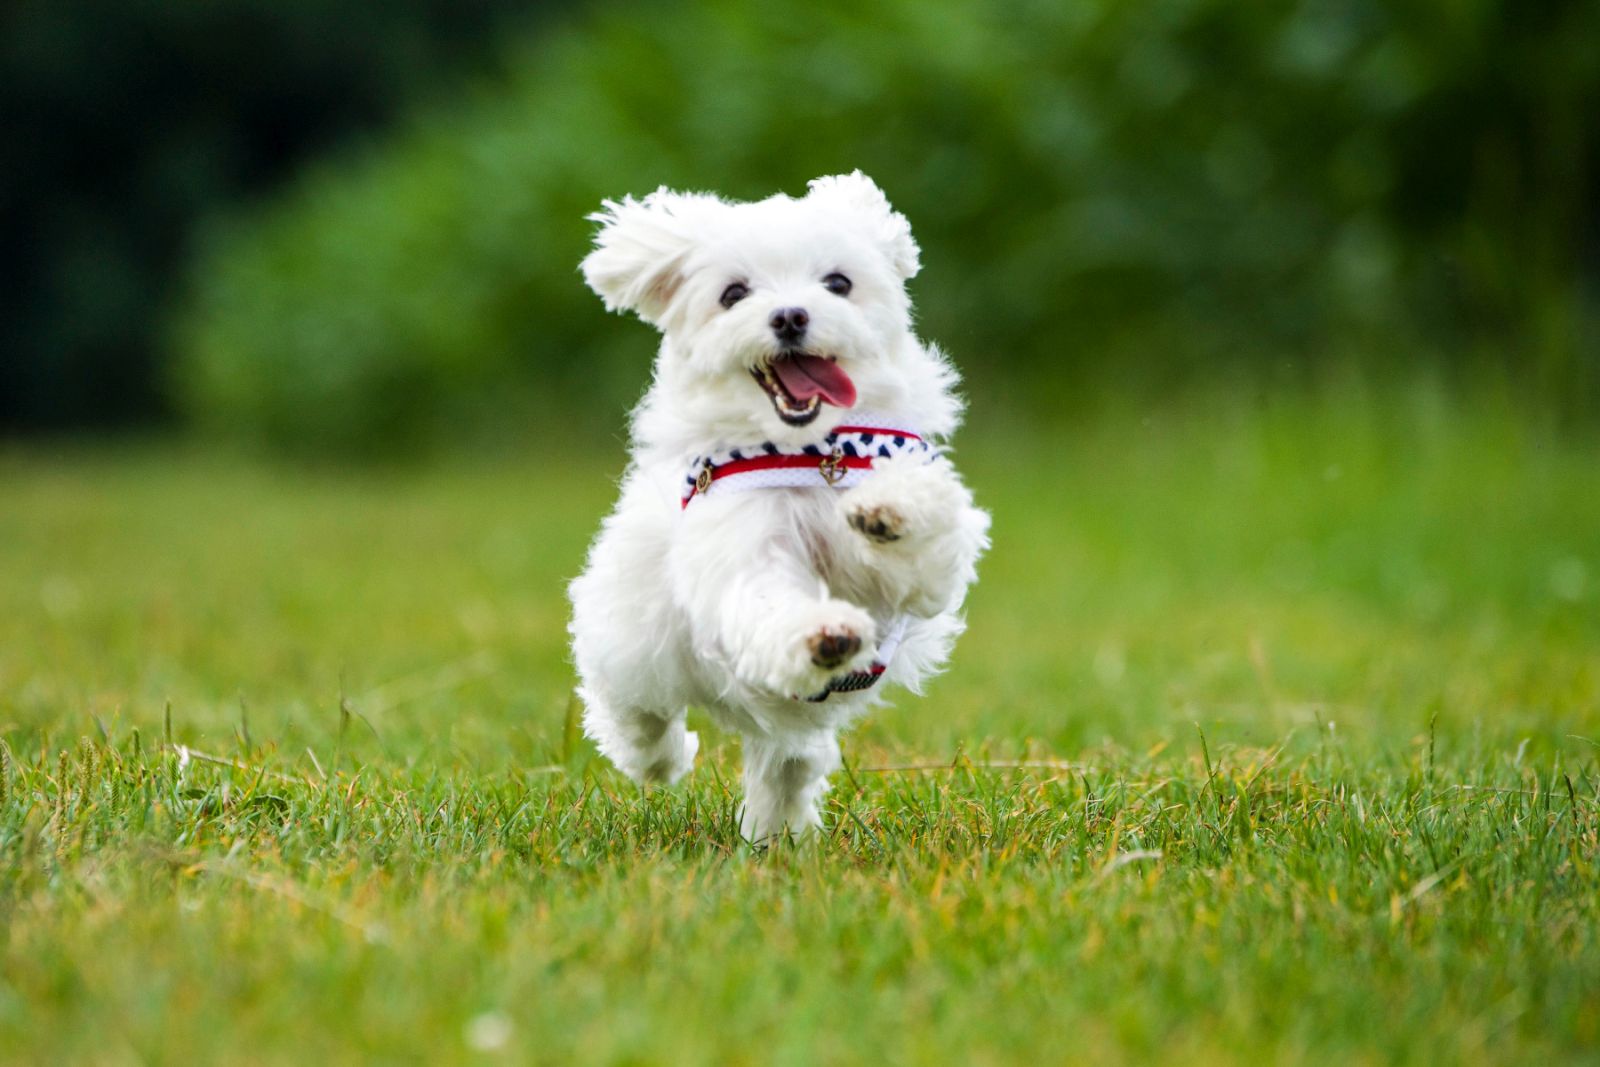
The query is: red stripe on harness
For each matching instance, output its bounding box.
[715,453,875,479]
[681,424,924,508]
[681,453,875,508]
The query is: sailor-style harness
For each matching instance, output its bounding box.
[679,413,931,702]
[681,417,932,507]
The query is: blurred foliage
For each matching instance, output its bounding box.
[173,0,1600,454]
[0,0,570,432]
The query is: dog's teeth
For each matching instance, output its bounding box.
[753,359,822,425]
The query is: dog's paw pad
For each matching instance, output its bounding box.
[808,627,862,669]
[848,503,906,543]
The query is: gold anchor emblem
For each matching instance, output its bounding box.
[695,461,714,495]
[818,447,847,486]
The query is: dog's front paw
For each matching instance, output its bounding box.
[808,626,862,668]
[739,600,876,697]
[846,502,906,543]
[841,454,963,548]
[838,455,991,618]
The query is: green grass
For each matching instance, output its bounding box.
[2,391,1598,1065]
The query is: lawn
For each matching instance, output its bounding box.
[2,389,1598,1065]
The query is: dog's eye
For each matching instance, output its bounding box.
[822,273,852,297]
[720,282,750,309]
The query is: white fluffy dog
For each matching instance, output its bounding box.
[569,172,990,843]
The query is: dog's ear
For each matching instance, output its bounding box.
[581,189,712,324]
[805,171,921,281]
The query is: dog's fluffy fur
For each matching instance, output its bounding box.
[569,172,990,842]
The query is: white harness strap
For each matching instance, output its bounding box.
[680,412,931,507]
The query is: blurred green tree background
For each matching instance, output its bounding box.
[7,0,1598,452]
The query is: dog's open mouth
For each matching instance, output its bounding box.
[752,352,857,426]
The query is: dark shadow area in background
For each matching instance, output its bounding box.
[0,0,566,433]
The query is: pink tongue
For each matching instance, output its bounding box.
[771,355,856,408]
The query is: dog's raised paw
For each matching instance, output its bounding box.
[808,627,862,668]
[848,503,906,543]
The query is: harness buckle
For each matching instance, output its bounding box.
[818,447,847,486]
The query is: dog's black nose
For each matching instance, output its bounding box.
[769,306,809,343]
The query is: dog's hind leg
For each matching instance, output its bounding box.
[578,685,698,785]
[738,731,840,843]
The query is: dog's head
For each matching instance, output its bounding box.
[582,172,921,436]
